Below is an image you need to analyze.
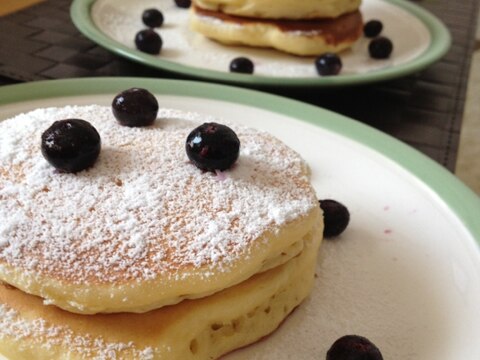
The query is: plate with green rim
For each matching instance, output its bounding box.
[70,0,451,87]
[0,78,479,359]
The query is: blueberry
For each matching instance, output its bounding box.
[174,0,191,8]
[142,8,164,28]
[186,123,240,171]
[327,335,383,360]
[363,20,383,38]
[135,29,162,55]
[319,199,350,238]
[229,57,254,74]
[41,119,101,173]
[112,88,159,127]
[368,37,393,59]
[315,53,342,76]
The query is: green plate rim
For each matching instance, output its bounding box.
[69,0,452,87]
[0,77,478,249]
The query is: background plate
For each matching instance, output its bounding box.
[70,0,451,87]
[0,78,479,360]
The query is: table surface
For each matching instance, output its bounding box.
[0,0,478,172]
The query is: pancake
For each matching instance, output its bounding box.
[0,226,322,360]
[0,104,320,314]
[194,0,362,19]
[190,6,364,56]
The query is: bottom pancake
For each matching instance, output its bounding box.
[0,226,322,360]
[190,6,363,56]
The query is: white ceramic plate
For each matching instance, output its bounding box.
[0,79,479,359]
[71,0,451,86]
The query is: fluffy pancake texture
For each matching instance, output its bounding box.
[0,226,322,360]
[193,0,362,19]
[190,6,363,56]
[0,105,320,314]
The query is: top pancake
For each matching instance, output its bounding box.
[193,0,362,19]
[0,104,320,314]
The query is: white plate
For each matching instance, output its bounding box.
[71,0,451,86]
[91,0,429,76]
[0,79,479,359]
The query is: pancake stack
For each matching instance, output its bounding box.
[190,0,364,55]
[0,104,323,359]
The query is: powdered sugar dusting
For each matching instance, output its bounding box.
[0,105,316,284]
[0,303,154,359]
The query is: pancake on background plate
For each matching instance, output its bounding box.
[190,0,364,55]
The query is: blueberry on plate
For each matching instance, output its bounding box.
[229,57,254,74]
[112,88,159,127]
[186,123,240,171]
[174,0,191,8]
[363,20,383,38]
[315,53,342,76]
[41,119,101,173]
[318,199,350,238]
[368,36,393,59]
[142,8,164,28]
[327,335,383,360]
[135,29,163,55]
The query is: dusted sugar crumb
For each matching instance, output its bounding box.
[0,105,317,284]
